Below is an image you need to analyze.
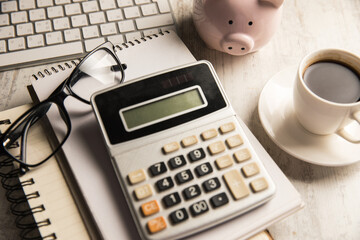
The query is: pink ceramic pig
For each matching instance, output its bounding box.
[193,0,284,55]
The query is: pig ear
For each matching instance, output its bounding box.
[260,0,284,8]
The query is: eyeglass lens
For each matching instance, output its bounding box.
[69,48,123,102]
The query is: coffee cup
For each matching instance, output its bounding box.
[293,49,360,143]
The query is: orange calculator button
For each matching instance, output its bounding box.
[147,216,167,234]
[141,200,160,217]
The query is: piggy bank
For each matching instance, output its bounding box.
[193,0,284,55]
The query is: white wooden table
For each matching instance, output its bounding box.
[1,0,360,239]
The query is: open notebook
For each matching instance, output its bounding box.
[30,31,303,239]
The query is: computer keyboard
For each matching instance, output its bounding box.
[0,0,176,71]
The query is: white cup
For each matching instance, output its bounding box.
[293,49,360,143]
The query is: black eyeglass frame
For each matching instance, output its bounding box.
[0,41,126,169]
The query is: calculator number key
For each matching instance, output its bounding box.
[170,208,189,224]
[163,192,181,208]
[195,162,213,177]
[156,177,174,192]
[168,155,186,169]
[203,177,221,192]
[188,148,206,162]
[149,162,167,176]
[190,200,209,216]
[183,184,201,200]
[175,169,194,184]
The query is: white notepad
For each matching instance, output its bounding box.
[31,31,303,239]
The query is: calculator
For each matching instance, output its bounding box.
[91,61,276,240]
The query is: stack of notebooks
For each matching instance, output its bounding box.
[0,31,303,239]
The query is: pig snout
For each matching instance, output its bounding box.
[221,33,254,55]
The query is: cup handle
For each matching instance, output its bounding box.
[336,111,360,143]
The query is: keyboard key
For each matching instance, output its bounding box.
[71,14,88,28]
[117,0,134,7]
[183,185,201,200]
[234,148,252,163]
[106,34,124,44]
[64,28,81,42]
[202,177,221,192]
[99,0,116,10]
[16,23,34,36]
[242,162,260,178]
[0,41,6,53]
[29,9,46,21]
[1,1,18,13]
[124,6,141,18]
[11,11,27,24]
[46,31,63,45]
[210,192,229,208]
[37,0,54,8]
[135,13,174,30]
[135,0,151,4]
[89,12,106,25]
[19,0,36,10]
[35,20,52,33]
[65,3,82,16]
[55,0,71,5]
[188,148,206,162]
[8,37,26,51]
[190,200,209,217]
[141,3,158,16]
[0,26,15,39]
[47,6,64,18]
[27,34,45,48]
[82,1,99,13]
[128,169,146,185]
[162,141,179,154]
[169,208,188,224]
[149,162,167,176]
[208,141,225,155]
[53,17,70,30]
[162,192,181,208]
[194,162,213,177]
[219,122,236,134]
[156,176,174,192]
[125,31,142,41]
[147,216,166,234]
[134,184,153,200]
[223,170,249,200]
[168,155,186,169]
[84,37,105,51]
[0,14,10,26]
[250,178,269,193]
[100,22,117,36]
[156,0,171,13]
[106,9,124,21]
[215,155,233,169]
[82,25,100,39]
[141,200,160,216]
[175,169,193,184]
[225,135,243,149]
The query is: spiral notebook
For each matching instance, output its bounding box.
[27,31,303,239]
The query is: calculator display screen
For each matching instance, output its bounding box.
[120,86,207,131]
[93,62,228,144]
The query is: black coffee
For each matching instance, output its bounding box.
[303,61,360,104]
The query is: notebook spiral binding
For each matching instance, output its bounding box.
[0,125,56,240]
[32,31,171,80]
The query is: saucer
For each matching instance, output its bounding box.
[258,66,360,166]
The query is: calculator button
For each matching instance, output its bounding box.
[250,178,269,193]
[169,208,189,224]
[234,148,252,162]
[163,142,180,154]
[141,200,160,217]
[147,216,167,234]
[201,128,218,140]
[219,122,235,134]
[194,162,213,177]
[181,135,198,147]
[162,192,181,208]
[128,169,146,185]
[215,155,233,169]
[210,192,229,208]
[188,148,206,162]
[175,169,194,184]
[134,184,153,200]
[183,184,201,200]
[156,176,174,192]
[149,162,167,176]
[208,141,226,155]
[189,200,209,216]
[168,155,186,169]
[223,170,249,200]
[242,162,260,178]
[203,177,221,192]
[225,134,243,149]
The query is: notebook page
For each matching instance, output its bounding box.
[0,104,90,239]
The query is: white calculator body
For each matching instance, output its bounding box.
[91,61,276,240]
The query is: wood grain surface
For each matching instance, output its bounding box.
[1,0,359,239]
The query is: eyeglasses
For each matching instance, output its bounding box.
[0,41,126,170]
